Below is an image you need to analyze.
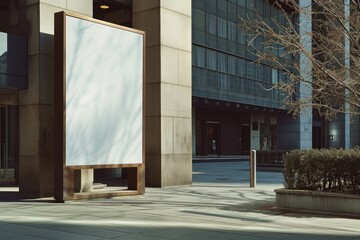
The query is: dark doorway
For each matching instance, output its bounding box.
[207,122,220,155]
[241,124,250,155]
[312,126,322,149]
[0,106,18,185]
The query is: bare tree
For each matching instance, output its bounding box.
[239,0,360,120]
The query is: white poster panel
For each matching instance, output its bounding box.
[65,16,143,166]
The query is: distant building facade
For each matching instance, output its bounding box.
[191,0,359,156]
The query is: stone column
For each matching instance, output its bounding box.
[133,0,192,187]
[344,0,350,149]
[17,0,92,198]
[298,0,313,150]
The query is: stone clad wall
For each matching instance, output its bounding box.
[133,0,192,187]
[16,0,92,198]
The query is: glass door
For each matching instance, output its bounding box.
[241,124,250,155]
[207,122,220,155]
[0,106,17,182]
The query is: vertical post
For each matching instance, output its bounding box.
[344,0,350,149]
[250,150,256,187]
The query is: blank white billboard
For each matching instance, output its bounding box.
[65,16,144,166]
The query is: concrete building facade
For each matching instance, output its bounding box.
[0,0,192,197]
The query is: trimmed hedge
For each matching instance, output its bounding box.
[283,149,360,194]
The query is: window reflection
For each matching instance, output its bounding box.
[192,0,292,107]
[0,31,27,89]
[0,32,7,75]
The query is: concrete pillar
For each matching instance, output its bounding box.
[298,0,312,150]
[133,0,192,187]
[344,0,350,149]
[192,107,196,157]
[16,0,92,198]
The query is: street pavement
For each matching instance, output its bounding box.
[0,161,359,240]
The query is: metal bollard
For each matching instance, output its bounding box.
[250,150,256,187]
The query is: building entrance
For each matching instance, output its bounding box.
[241,124,250,155]
[207,122,220,155]
[0,106,17,184]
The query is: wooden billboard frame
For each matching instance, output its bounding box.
[54,11,145,202]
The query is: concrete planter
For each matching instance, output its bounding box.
[275,188,360,215]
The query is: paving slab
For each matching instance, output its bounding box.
[0,161,359,240]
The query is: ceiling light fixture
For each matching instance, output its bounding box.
[100,5,110,9]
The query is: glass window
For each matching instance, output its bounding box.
[228,55,237,75]
[206,13,217,35]
[206,49,217,70]
[242,77,249,93]
[220,73,228,90]
[247,10,255,21]
[279,70,287,82]
[193,67,206,87]
[228,21,237,41]
[193,9,206,31]
[256,82,265,97]
[246,0,254,10]
[218,0,227,14]
[247,49,256,61]
[237,58,247,77]
[207,0,217,13]
[247,62,255,79]
[271,5,279,19]
[265,83,272,98]
[255,35,264,52]
[0,32,28,89]
[238,77,244,93]
[217,17,227,38]
[193,45,206,68]
[247,32,255,47]
[248,79,255,94]
[193,0,206,9]
[238,6,246,19]
[193,29,206,44]
[256,64,263,81]
[278,43,285,56]
[264,66,271,83]
[217,37,227,51]
[207,70,219,89]
[254,0,263,14]
[237,28,246,44]
[218,52,227,73]
[228,40,237,54]
[238,0,246,8]
[228,2,237,21]
[263,2,270,18]
[272,68,279,84]
[279,11,287,25]
[237,44,246,57]
[0,32,7,74]
[273,43,279,56]
[206,33,217,48]
[260,124,277,150]
[229,75,239,92]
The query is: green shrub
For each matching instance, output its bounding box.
[283,148,360,194]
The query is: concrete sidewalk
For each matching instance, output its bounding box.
[0,162,359,240]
